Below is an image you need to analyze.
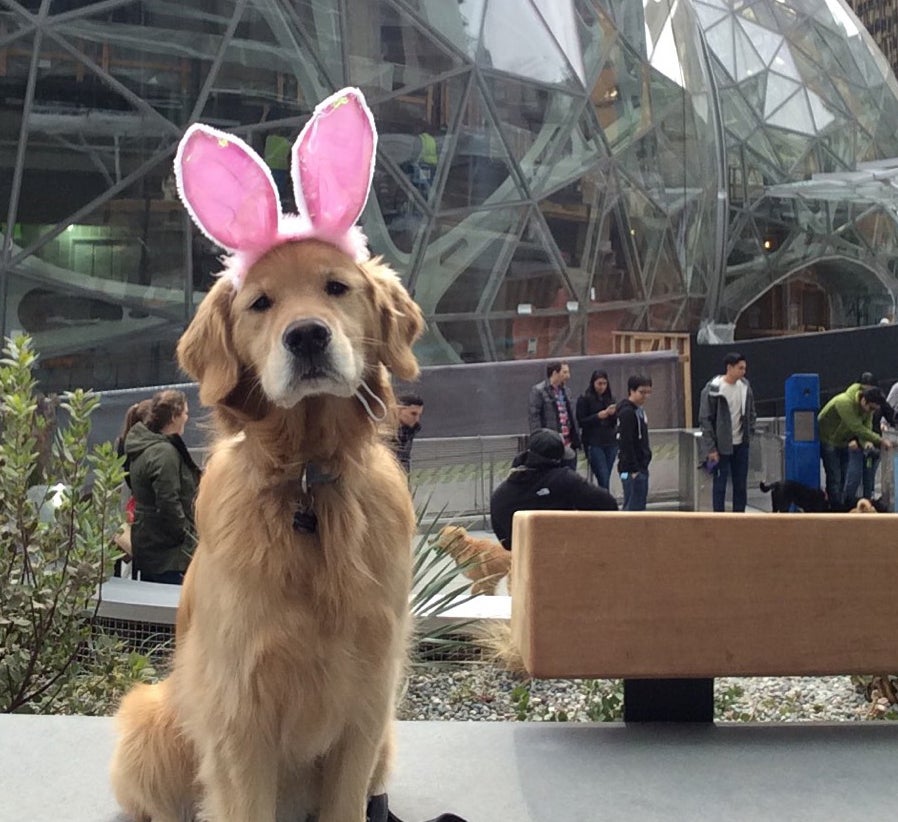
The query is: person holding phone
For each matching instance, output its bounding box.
[576,369,618,490]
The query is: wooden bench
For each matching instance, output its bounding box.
[509,510,898,721]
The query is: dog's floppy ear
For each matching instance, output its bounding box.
[177,279,240,406]
[367,261,424,381]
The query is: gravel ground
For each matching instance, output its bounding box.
[397,665,898,722]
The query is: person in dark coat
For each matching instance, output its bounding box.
[125,389,201,584]
[576,369,618,490]
[527,361,580,469]
[616,375,653,511]
[489,429,617,550]
[391,393,423,472]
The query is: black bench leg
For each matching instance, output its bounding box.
[623,678,714,722]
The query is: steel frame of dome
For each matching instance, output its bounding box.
[1,0,898,390]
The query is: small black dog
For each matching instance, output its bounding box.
[759,480,829,512]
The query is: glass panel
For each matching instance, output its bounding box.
[0,30,32,232]
[769,41,801,83]
[200,3,323,126]
[431,318,486,363]
[443,0,583,89]
[589,40,651,153]
[483,72,598,196]
[735,73,766,112]
[766,91,815,135]
[14,153,190,324]
[60,2,236,128]
[588,208,640,303]
[763,74,801,120]
[646,298,685,328]
[508,306,576,360]
[703,17,736,79]
[346,0,463,97]
[488,318,521,360]
[368,162,428,256]
[436,83,527,211]
[414,205,527,321]
[604,0,646,54]
[573,0,616,87]
[289,0,343,90]
[492,211,571,313]
[737,17,781,67]
[726,211,760,268]
[435,229,508,315]
[692,2,729,30]
[733,22,765,81]
[762,126,808,171]
[369,73,469,211]
[6,269,184,392]
[647,231,684,299]
[17,56,177,252]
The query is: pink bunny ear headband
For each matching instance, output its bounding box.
[174,87,376,289]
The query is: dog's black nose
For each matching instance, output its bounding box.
[283,320,331,356]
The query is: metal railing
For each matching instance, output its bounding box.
[409,422,790,522]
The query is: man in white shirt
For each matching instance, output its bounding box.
[698,352,757,512]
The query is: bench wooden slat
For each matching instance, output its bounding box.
[510,511,898,679]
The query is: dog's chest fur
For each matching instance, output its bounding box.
[177,435,412,749]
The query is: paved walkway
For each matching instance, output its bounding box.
[2,714,897,821]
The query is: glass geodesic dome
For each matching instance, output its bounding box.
[1,0,898,389]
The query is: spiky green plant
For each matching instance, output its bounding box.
[409,497,485,664]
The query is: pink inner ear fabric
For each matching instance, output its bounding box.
[294,90,376,236]
[178,127,280,252]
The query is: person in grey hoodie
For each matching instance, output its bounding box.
[698,352,757,512]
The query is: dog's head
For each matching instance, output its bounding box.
[177,242,423,421]
[849,498,878,514]
[435,525,469,557]
[173,88,423,427]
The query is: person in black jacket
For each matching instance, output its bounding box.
[616,375,653,511]
[489,429,617,550]
[391,393,424,472]
[576,369,618,490]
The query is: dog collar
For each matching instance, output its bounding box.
[293,462,339,535]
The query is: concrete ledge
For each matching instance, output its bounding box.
[97,577,511,630]
[2,715,897,821]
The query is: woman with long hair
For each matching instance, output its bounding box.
[576,369,618,490]
[124,389,201,584]
[113,398,152,578]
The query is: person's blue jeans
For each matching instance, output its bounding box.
[844,448,880,501]
[864,452,880,500]
[587,444,618,490]
[712,442,750,512]
[621,470,649,511]
[821,443,849,508]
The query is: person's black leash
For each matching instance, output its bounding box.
[367,792,467,822]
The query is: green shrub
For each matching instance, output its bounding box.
[0,334,135,714]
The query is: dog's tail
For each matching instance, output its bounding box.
[759,481,773,493]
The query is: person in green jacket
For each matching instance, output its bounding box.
[124,389,201,584]
[818,384,891,508]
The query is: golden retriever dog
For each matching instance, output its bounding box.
[435,525,511,596]
[109,236,423,822]
[849,498,878,513]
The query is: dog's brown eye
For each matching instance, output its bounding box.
[249,294,272,312]
[325,280,348,297]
